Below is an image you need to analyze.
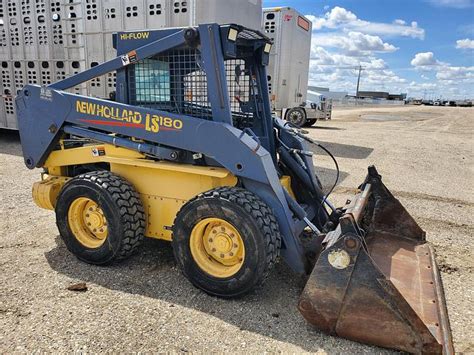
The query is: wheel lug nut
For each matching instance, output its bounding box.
[221,227,225,232]
[86,214,90,217]
[212,248,216,252]
[233,244,238,248]
[230,233,235,238]
[212,230,217,234]
[209,238,213,243]
[220,253,225,258]
[229,252,234,256]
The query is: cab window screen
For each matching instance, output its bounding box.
[133,59,170,103]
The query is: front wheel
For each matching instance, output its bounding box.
[285,107,307,127]
[55,171,145,265]
[172,187,281,298]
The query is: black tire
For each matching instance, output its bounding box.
[172,187,281,298]
[304,119,317,127]
[286,107,307,127]
[55,171,145,265]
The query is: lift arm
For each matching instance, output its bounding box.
[49,29,187,91]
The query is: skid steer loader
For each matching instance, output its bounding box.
[16,24,453,354]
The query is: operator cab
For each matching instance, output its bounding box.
[112,25,274,144]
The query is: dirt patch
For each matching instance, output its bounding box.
[1,105,473,353]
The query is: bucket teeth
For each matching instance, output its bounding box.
[299,167,454,354]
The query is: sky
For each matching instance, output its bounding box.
[263,0,474,99]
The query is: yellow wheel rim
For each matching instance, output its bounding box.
[68,197,108,249]
[189,218,245,278]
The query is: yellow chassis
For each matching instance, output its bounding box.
[33,143,293,241]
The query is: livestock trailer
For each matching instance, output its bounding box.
[0,0,262,129]
[263,7,331,126]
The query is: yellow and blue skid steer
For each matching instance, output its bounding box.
[16,24,453,354]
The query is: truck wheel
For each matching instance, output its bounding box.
[304,119,317,127]
[286,107,307,127]
[172,187,281,298]
[55,171,145,265]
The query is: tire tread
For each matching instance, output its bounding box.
[64,171,145,261]
[179,186,281,286]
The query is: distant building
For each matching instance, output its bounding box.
[310,86,330,92]
[308,86,348,100]
[358,91,407,101]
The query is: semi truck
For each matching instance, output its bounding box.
[263,7,332,127]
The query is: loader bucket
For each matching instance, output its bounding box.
[298,166,454,354]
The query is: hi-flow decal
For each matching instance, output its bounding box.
[120,32,150,40]
[75,100,183,133]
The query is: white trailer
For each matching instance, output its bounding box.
[0,0,262,130]
[263,7,331,127]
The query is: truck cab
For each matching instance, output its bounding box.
[306,90,332,121]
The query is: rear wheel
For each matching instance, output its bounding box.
[286,107,307,127]
[172,187,281,298]
[55,171,145,264]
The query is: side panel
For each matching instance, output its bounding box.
[0,96,7,128]
[42,143,238,240]
[4,95,16,128]
[41,143,295,244]
[263,8,312,112]
[111,162,237,240]
[194,0,262,30]
[1,60,15,127]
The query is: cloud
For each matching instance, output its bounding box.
[411,52,441,67]
[312,32,398,56]
[425,0,473,8]
[309,46,406,93]
[409,51,474,94]
[456,38,474,49]
[436,66,474,81]
[307,7,425,39]
[308,7,357,29]
[407,81,438,92]
[305,6,472,99]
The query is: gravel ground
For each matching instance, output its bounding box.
[0,105,472,353]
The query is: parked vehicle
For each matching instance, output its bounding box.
[306,90,332,122]
[262,7,331,127]
[457,100,473,107]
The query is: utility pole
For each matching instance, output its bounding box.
[356,65,363,98]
